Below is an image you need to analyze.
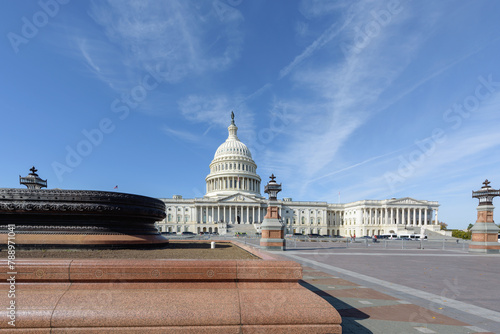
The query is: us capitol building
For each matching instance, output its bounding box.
[157,114,440,237]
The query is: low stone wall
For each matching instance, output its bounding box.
[0,242,342,333]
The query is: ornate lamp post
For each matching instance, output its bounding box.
[260,174,286,250]
[469,180,500,253]
[19,166,47,189]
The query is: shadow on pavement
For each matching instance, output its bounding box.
[300,280,374,334]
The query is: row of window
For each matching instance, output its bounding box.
[209,178,259,191]
[284,217,323,225]
[346,209,432,216]
[212,162,255,173]
[166,207,430,220]
[167,214,190,222]
[167,207,190,211]
[218,147,249,155]
[287,228,342,236]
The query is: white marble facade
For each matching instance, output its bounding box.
[157,116,440,236]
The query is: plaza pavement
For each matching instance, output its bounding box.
[238,237,500,334]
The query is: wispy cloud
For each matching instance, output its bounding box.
[373,39,500,115]
[67,1,244,90]
[260,1,444,198]
[177,94,256,142]
[279,13,354,79]
[162,126,200,143]
[309,146,410,183]
[298,0,350,19]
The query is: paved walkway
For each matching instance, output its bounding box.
[299,265,494,334]
[237,238,500,333]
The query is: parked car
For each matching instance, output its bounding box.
[181,231,195,236]
[380,234,398,239]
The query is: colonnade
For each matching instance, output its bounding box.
[195,204,266,224]
[328,210,343,226]
[206,176,260,193]
[280,207,328,227]
[361,207,438,225]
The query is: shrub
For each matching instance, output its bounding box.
[451,230,471,240]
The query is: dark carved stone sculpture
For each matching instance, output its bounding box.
[0,188,167,248]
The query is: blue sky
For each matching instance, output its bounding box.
[1,0,500,229]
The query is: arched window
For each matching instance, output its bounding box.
[301,217,305,224]
[168,214,172,222]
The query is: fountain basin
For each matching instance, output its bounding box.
[0,188,167,248]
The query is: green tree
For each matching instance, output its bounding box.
[438,221,448,230]
[452,230,471,239]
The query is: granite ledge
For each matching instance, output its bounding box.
[1,281,341,331]
[1,259,302,283]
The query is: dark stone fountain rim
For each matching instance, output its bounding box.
[0,188,166,219]
[0,188,165,207]
[0,188,168,248]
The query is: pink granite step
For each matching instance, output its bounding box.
[0,259,342,333]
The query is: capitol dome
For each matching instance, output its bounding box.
[205,113,262,198]
[214,138,252,159]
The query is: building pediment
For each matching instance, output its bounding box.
[388,197,427,205]
[219,193,262,203]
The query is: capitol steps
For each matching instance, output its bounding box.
[420,228,457,240]
[227,223,259,235]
